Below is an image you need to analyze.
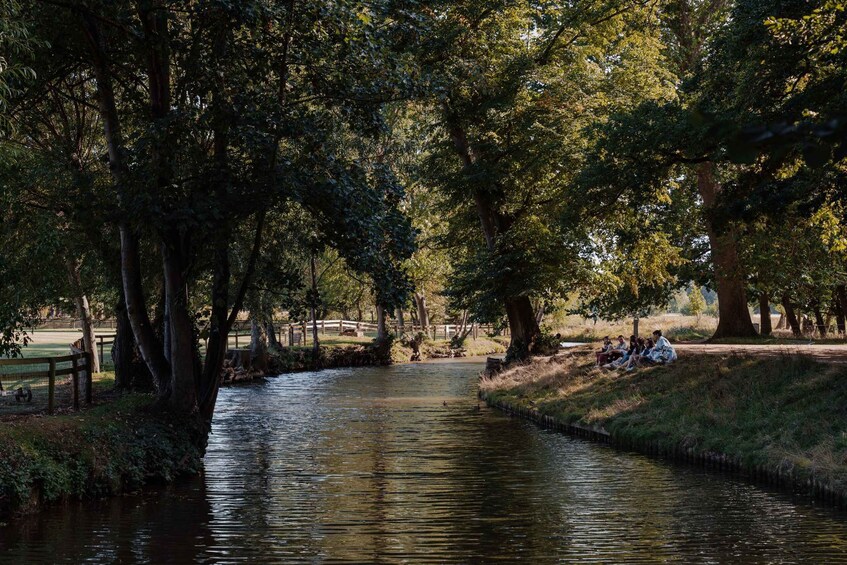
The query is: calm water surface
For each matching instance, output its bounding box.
[2,360,847,563]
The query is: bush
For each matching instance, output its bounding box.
[0,396,205,520]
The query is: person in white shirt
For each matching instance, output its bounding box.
[643,330,676,364]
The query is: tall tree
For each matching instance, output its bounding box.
[15,0,414,418]
[406,0,672,357]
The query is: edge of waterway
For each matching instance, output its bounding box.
[0,395,206,523]
[479,348,847,509]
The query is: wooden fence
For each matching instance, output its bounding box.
[93,320,508,361]
[0,352,93,414]
[225,320,507,349]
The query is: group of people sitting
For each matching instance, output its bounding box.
[595,330,677,371]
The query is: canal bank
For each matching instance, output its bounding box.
[0,393,206,522]
[5,360,847,562]
[0,336,508,522]
[224,335,508,383]
[479,346,847,507]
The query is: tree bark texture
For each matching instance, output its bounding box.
[697,163,757,339]
[414,292,429,329]
[266,322,280,348]
[112,294,155,391]
[250,318,269,373]
[759,293,772,336]
[504,296,541,357]
[376,304,387,341]
[309,253,321,361]
[836,285,847,335]
[83,16,172,392]
[781,294,802,337]
[162,232,196,413]
[65,259,100,374]
[812,301,827,337]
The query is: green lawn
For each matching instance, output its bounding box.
[482,347,847,494]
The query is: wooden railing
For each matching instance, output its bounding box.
[0,352,93,414]
[94,320,508,359]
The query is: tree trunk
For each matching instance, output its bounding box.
[161,283,171,364]
[812,302,827,338]
[781,294,802,337]
[836,285,847,335]
[199,232,230,418]
[65,259,100,374]
[633,317,640,338]
[83,18,172,394]
[162,233,197,413]
[309,252,320,362]
[112,294,155,391]
[250,318,269,373]
[266,322,280,349]
[376,304,387,341]
[534,300,545,326]
[445,113,541,357]
[396,307,406,330]
[199,214,263,420]
[697,163,757,339]
[759,293,772,336]
[776,313,786,330]
[504,296,541,358]
[414,292,429,330]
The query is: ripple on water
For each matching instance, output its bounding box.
[2,362,847,563]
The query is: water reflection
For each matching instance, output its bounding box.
[2,361,847,563]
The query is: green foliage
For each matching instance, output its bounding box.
[0,0,40,126]
[0,395,204,519]
[686,285,706,319]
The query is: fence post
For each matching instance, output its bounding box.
[235,332,239,349]
[98,335,104,367]
[339,320,343,333]
[289,325,294,347]
[71,355,80,411]
[85,351,93,405]
[48,358,56,415]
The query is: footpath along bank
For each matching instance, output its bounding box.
[480,345,847,507]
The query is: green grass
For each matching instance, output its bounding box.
[391,336,508,363]
[0,390,205,521]
[481,347,847,492]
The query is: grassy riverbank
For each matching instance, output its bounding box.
[481,347,847,498]
[0,391,205,522]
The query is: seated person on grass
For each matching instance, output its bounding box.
[623,337,653,370]
[598,335,627,366]
[595,336,613,366]
[610,335,627,359]
[604,335,638,370]
[636,330,677,367]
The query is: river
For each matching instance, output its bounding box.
[2,360,847,563]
